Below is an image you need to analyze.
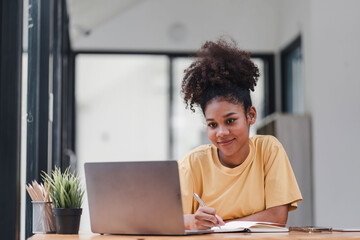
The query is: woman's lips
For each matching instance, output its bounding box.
[218,138,235,146]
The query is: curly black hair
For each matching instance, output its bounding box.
[181,38,259,114]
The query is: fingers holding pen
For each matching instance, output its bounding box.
[195,206,217,224]
[194,206,224,229]
[192,193,225,229]
[215,214,225,226]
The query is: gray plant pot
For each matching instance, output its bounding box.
[53,208,82,234]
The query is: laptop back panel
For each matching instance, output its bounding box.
[85,161,186,235]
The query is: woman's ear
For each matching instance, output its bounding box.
[247,106,257,125]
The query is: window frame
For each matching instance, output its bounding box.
[281,35,302,113]
[0,0,23,239]
[252,53,275,116]
[24,0,74,238]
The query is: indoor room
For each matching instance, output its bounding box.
[1,0,360,239]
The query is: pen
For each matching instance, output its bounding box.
[193,193,206,207]
[193,193,222,228]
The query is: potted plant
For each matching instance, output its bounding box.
[42,166,85,234]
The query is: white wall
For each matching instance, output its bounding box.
[310,0,360,228]
[277,0,360,227]
[72,0,360,228]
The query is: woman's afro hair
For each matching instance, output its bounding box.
[181,38,259,113]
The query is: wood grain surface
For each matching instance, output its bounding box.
[29,231,360,240]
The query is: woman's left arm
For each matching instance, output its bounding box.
[227,204,289,225]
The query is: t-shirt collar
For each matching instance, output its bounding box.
[212,138,255,175]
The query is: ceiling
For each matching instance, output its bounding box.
[65,0,281,52]
[66,0,144,42]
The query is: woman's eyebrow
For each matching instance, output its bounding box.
[223,112,237,118]
[206,112,237,121]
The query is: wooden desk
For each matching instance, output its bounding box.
[29,232,360,240]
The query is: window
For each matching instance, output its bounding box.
[75,53,273,231]
[281,36,303,113]
[76,54,169,164]
[171,57,206,160]
[75,54,169,231]
[22,0,73,238]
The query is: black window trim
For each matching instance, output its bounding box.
[25,0,52,237]
[280,35,302,112]
[25,0,74,238]
[0,0,23,239]
[251,53,275,116]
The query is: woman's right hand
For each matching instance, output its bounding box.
[184,206,225,229]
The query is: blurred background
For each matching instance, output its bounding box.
[1,0,359,239]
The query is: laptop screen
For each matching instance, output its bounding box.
[85,161,186,235]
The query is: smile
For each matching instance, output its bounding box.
[218,138,235,146]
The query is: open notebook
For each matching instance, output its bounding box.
[211,221,289,233]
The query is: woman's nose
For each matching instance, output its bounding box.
[216,125,229,137]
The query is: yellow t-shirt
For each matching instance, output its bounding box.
[178,135,302,221]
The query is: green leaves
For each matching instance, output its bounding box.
[42,166,84,209]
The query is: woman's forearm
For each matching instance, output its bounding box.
[226,204,289,225]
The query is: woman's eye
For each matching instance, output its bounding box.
[226,119,235,124]
[208,123,217,128]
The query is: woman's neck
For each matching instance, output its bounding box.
[218,144,250,168]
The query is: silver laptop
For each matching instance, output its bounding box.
[84,161,212,235]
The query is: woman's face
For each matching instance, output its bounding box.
[204,98,256,166]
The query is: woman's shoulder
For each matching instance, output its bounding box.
[188,144,215,155]
[178,144,215,166]
[251,135,288,167]
[251,134,283,149]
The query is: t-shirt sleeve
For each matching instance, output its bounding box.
[178,156,195,214]
[263,137,303,211]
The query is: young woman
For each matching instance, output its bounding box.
[179,39,302,230]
